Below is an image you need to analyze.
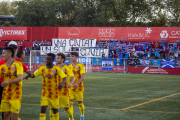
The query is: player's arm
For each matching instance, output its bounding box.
[73,64,85,88]
[66,67,75,88]
[73,74,85,89]
[1,63,23,87]
[28,67,42,78]
[58,69,67,89]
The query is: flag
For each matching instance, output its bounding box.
[161,59,175,68]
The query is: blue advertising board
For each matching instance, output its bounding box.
[34,57,41,63]
[161,59,175,68]
[92,58,102,65]
[114,58,123,66]
[102,59,113,70]
[176,60,180,67]
[151,59,160,67]
[78,57,91,65]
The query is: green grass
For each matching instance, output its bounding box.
[18,72,180,120]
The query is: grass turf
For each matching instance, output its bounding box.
[18,72,180,120]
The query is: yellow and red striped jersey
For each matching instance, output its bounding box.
[34,64,66,99]
[69,62,85,92]
[0,60,23,100]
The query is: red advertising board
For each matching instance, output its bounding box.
[0,27,27,40]
[58,27,180,41]
[127,66,180,75]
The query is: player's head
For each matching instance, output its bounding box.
[46,53,55,65]
[8,41,18,58]
[70,52,79,62]
[17,49,25,60]
[2,46,15,61]
[56,52,66,64]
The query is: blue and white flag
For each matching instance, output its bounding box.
[102,59,113,70]
[176,60,180,67]
[151,59,160,67]
[161,59,175,68]
[139,59,149,66]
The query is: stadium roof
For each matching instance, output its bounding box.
[0,15,15,18]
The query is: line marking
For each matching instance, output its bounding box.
[21,103,180,114]
[125,109,180,114]
[122,92,180,110]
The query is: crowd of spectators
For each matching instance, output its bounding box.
[0,40,51,56]
[95,40,180,59]
[1,40,180,60]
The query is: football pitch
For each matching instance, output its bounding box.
[19,72,180,120]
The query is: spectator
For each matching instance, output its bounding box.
[109,53,113,58]
[102,52,105,58]
[0,46,3,54]
[37,44,40,50]
[24,47,28,56]
[18,40,23,49]
[5,41,8,46]
[174,51,178,59]
[144,50,147,59]
[165,47,170,59]
[171,45,176,56]
[28,46,32,56]
[169,54,174,59]
[162,46,166,59]
[154,49,160,59]
[114,53,118,58]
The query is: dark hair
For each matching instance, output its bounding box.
[17,49,24,58]
[47,53,55,61]
[57,52,66,63]
[3,46,14,58]
[70,52,79,57]
[9,44,17,50]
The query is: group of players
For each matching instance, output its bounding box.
[0,41,85,120]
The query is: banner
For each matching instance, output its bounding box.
[176,60,180,67]
[40,39,97,54]
[139,59,149,66]
[34,57,41,63]
[127,59,139,66]
[58,27,180,41]
[102,59,113,70]
[127,66,180,75]
[79,48,108,57]
[0,27,27,40]
[161,59,175,68]
[92,58,102,65]
[151,59,160,67]
[114,58,123,66]
[78,57,91,65]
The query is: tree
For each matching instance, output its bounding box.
[152,0,180,26]
[0,1,17,15]
[112,0,152,27]
[15,0,59,26]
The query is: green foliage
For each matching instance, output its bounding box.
[7,0,180,27]
[0,1,17,15]
[1,21,11,26]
